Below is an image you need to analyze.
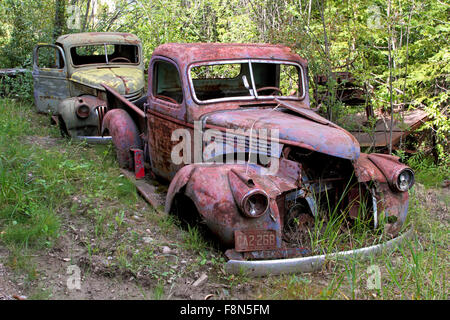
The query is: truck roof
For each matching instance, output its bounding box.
[152,43,306,67]
[56,32,141,47]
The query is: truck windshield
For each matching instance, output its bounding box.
[189,60,303,103]
[70,44,139,66]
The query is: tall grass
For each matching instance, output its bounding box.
[0,98,137,250]
[261,184,448,300]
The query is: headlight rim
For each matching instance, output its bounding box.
[394,168,415,192]
[241,189,269,218]
[76,103,91,119]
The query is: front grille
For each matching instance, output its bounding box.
[124,90,143,102]
[207,133,282,158]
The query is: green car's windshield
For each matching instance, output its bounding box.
[189,60,303,103]
[70,44,139,66]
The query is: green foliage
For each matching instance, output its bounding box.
[0,72,34,100]
[407,151,450,188]
[0,99,138,248]
[0,0,448,159]
[0,0,54,68]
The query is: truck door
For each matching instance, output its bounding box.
[147,57,190,180]
[33,44,70,114]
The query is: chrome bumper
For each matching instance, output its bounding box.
[225,229,413,276]
[73,135,112,144]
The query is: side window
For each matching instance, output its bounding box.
[153,60,183,104]
[37,46,64,69]
[279,64,301,97]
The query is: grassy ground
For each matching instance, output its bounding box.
[0,98,448,300]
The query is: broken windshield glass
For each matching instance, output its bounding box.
[189,60,303,103]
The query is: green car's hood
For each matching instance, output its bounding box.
[70,67,144,94]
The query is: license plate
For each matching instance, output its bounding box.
[234,230,277,252]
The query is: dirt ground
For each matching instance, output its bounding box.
[1,182,447,300]
[0,206,254,300]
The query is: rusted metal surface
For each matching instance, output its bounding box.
[350,109,429,148]
[225,247,311,260]
[153,43,307,69]
[353,153,387,183]
[202,107,360,160]
[375,183,409,236]
[102,108,142,168]
[131,148,145,179]
[120,169,165,208]
[101,43,415,266]
[58,95,105,137]
[101,84,145,118]
[56,32,141,47]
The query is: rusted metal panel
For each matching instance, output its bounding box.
[71,67,144,95]
[350,109,429,148]
[203,108,360,160]
[102,108,142,168]
[153,43,307,70]
[102,84,145,118]
[58,95,105,137]
[120,169,165,208]
[130,148,145,179]
[33,44,70,114]
[56,32,141,47]
[353,153,387,183]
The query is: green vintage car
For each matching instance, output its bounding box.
[32,32,145,141]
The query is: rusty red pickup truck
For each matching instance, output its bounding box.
[100,43,414,275]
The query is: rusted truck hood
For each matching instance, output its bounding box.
[70,67,144,94]
[203,108,360,160]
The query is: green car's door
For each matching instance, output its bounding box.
[33,44,70,114]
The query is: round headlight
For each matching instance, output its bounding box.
[76,104,90,119]
[241,190,269,218]
[395,168,415,192]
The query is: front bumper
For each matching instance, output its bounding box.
[225,228,413,276]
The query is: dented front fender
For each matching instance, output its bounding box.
[166,163,288,248]
[353,152,413,236]
[58,95,104,137]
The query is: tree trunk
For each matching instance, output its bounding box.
[54,0,66,40]
[388,0,394,154]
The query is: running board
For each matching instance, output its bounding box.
[120,169,165,209]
